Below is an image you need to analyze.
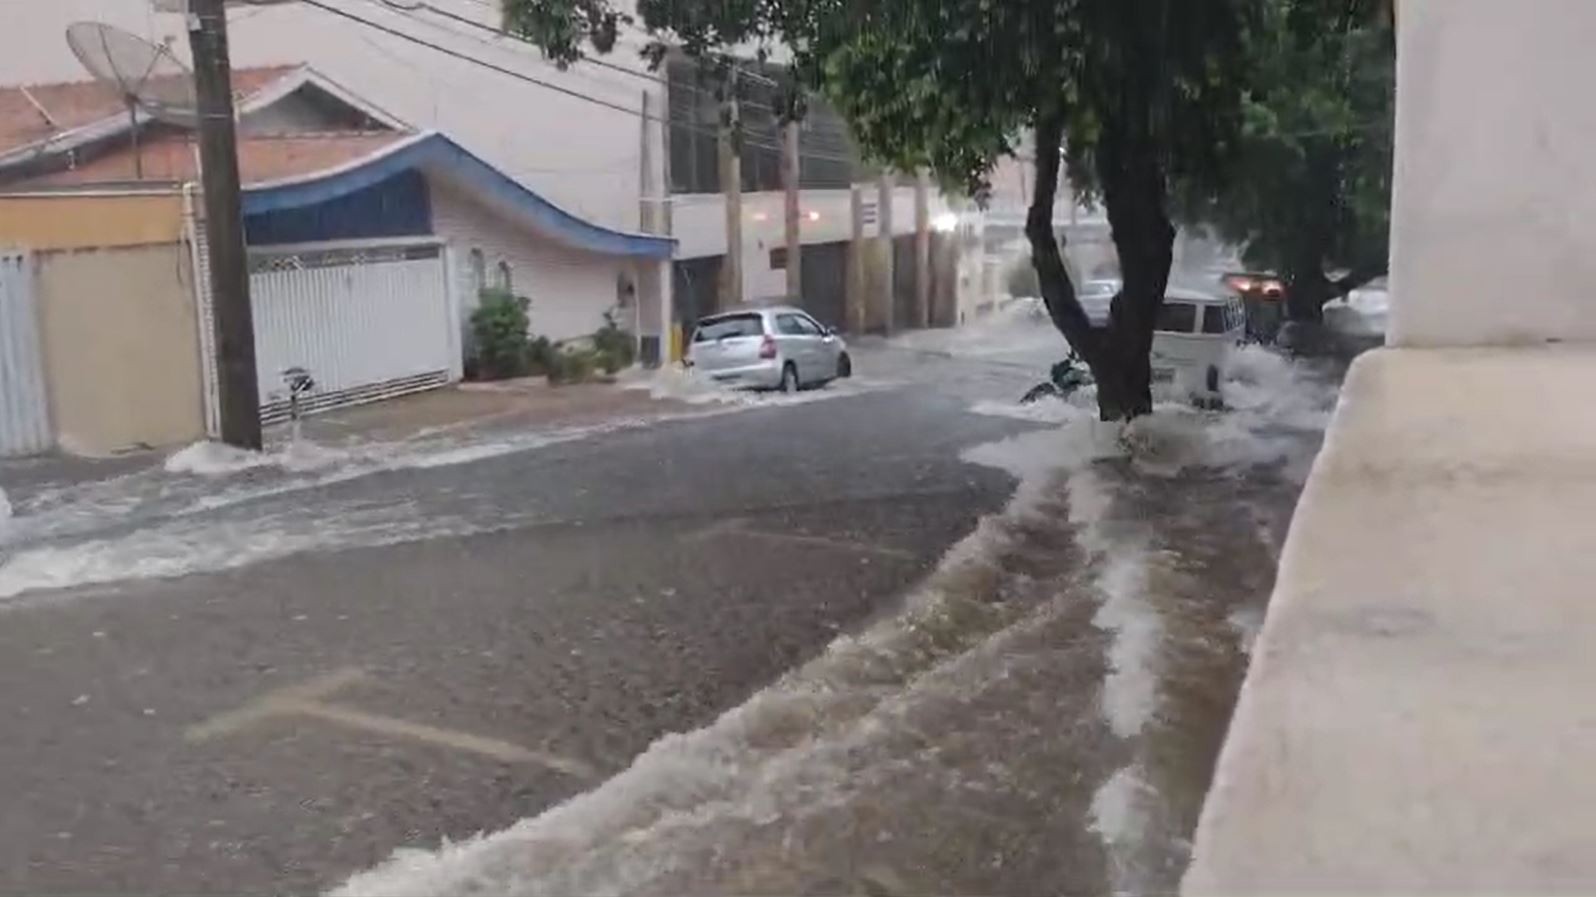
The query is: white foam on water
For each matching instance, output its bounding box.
[0,500,480,603]
[623,365,891,408]
[1325,287,1390,337]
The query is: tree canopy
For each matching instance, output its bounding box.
[1180,0,1394,320]
[503,0,1264,419]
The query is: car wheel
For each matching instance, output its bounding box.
[836,352,853,379]
[780,363,800,394]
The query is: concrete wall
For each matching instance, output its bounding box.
[1186,3,1596,891]
[430,179,626,345]
[1388,0,1596,346]
[0,193,185,252]
[34,244,205,455]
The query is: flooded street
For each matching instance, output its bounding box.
[0,300,1360,894]
[336,339,1346,896]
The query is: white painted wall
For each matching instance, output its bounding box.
[1389,0,1596,346]
[431,179,625,345]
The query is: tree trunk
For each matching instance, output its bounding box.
[1025,112,1118,416]
[1286,270,1331,323]
[1024,106,1175,422]
[1095,104,1175,419]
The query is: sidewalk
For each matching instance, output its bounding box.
[282,377,692,446]
[0,377,693,501]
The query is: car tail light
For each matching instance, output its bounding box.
[759,335,777,359]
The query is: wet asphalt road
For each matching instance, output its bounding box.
[0,343,1059,895]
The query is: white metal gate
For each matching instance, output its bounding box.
[0,251,51,456]
[248,240,455,423]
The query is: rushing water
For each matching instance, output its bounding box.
[334,346,1343,896]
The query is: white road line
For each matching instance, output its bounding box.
[185,667,592,779]
[184,667,370,741]
[286,701,595,779]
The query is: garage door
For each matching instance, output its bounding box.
[249,241,455,423]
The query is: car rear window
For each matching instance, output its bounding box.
[1156,301,1197,333]
[1202,305,1231,334]
[694,314,764,342]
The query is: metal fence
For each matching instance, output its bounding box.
[249,240,455,424]
[0,251,51,456]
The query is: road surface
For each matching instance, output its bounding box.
[0,315,1345,895]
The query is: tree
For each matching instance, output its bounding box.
[504,0,1254,420]
[1181,0,1394,322]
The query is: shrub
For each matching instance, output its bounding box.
[592,309,636,373]
[547,347,598,385]
[526,336,555,376]
[469,289,531,380]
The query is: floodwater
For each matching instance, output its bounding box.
[335,344,1343,897]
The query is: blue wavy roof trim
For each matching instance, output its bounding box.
[242,133,676,260]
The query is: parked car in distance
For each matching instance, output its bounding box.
[1151,287,1246,405]
[1079,278,1121,328]
[686,305,852,393]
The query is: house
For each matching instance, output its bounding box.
[0,64,671,456]
[0,1,986,348]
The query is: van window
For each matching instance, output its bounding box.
[694,314,765,342]
[1156,301,1198,333]
[1202,305,1231,334]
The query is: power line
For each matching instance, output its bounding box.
[295,0,859,164]
[372,0,781,115]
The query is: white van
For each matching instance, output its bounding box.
[1151,287,1245,404]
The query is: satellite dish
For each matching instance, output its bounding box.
[68,22,199,125]
[67,21,199,177]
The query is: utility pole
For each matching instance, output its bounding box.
[658,89,676,362]
[877,171,895,334]
[782,119,801,301]
[717,71,743,310]
[914,168,932,329]
[848,182,866,333]
[188,0,261,450]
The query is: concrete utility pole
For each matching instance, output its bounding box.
[658,90,676,361]
[717,72,743,310]
[782,119,802,301]
[914,169,932,329]
[848,183,866,333]
[877,171,895,334]
[188,0,261,450]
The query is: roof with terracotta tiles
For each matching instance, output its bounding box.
[0,65,297,157]
[16,131,408,188]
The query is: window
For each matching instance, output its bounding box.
[468,249,486,293]
[776,314,809,336]
[1155,301,1197,334]
[1202,305,1230,334]
[694,313,765,342]
[794,315,826,336]
[496,261,513,292]
[770,247,789,271]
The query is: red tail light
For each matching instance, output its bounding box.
[759,335,777,359]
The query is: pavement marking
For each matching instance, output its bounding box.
[185,667,593,779]
[286,702,595,778]
[690,518,917,561]
[184,667,370,742]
